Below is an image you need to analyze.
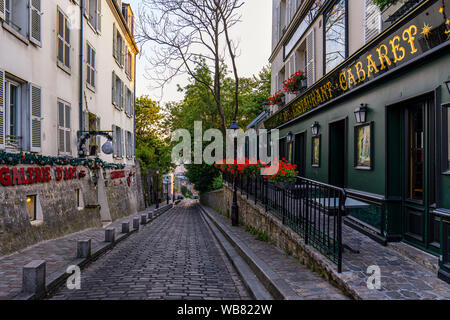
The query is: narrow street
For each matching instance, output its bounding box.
[49,201,250,300]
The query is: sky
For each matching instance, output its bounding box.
[127,0,273,104]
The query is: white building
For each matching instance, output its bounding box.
[0,0,138,164]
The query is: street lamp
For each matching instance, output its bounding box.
[354,104,368,124]
[155,169,160,209]
[311,122,320,136]
[229,121,239,227]
[286,132,293,143]
[445,77,450,94]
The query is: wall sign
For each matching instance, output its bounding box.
[0,167,78,186]
[111,170,126,180]
[265,0,449,130]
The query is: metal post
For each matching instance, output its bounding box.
[155,173,159,209]
[304,182,309,245]
[231,135,239,227]
[166,182,169,205]
[337,193,344,274]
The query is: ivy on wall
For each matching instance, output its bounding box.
[0,152,126,170]
[373,0,400,11]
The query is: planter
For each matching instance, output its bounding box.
[275,180,296,190]
[301,79,307,88]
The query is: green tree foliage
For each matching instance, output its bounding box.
[135,96,174,175]
[373,0,399,11]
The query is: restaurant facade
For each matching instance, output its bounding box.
[266,0,450,282]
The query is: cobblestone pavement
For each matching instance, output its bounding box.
[0,205,161,300]
[49,201,250,300]
[204,206,349,300]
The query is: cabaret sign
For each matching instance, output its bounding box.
[0,167,78,186]
[264,0,450,129]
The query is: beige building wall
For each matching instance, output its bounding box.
[0,0,137,165]
[269,0,380,115]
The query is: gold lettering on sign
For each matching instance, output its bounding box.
[355,61,366,83]
[376,44,392,70]
[402,25,418,54]
[340,72,348,91]
[347,68,357,87]
[366,54,379,78]
[389,35,406,63]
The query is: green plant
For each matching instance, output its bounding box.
[373,0,400,11]
[284,247,293,256]
[256,230,269,242]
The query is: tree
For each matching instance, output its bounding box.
[137,0,244,134]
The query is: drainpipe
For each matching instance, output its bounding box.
[133,50,137,161]
[79,0,85,137]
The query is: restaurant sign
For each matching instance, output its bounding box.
[264,0,450,130]
[0,167,78,186]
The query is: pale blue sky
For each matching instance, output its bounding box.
[127,0,273,104]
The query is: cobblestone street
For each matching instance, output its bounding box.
[49,201,250,300]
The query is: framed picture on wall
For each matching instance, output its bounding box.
[354,122,373,170]
[311,135,321,167]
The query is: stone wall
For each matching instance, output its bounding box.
[0,163,145,256]
[200,189,226,216]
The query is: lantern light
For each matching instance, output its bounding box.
[354,104,368,124]
[311,122,320,136]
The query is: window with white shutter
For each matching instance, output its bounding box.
[57,8,71,70]
[0,69,5,150]
[87,43,96,89]
[30,84,42,152]
[0,0,5,21]
[306,29,315,87]
[277,4,281,42]
[112,71,116,105]
[112,125,117,157]
[29,0,42,46]
[364,0,381,44]
[58,100,71,154]
[113,23,117,59]
[97,0,102,33]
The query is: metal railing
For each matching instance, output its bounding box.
[6,135,22,151]
[224,172,345,273]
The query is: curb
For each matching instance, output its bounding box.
[199,204,299,300]
[200,209,273,300]
[14,203,174,300]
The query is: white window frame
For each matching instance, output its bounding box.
[57,99,71,155]
[5,79,22,150]
[86,42,96,90]
[57,7,71,72]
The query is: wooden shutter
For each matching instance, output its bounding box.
[65,104,71,153]
[112,71,116,105]
[0,69,5,150]
[364,0,381,43]
[96,0,102,33]
[113,23,117,59]
[276,4,281,41]
[58,101,65,152]
[121,82,125,110]
[96,117,100,152]
[112,125,117,157]
[306,29,315,87]
[29,0,42,46]
[0,0,5,21]
[30,84,42,152]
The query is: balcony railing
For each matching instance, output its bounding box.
[223,172,346,273]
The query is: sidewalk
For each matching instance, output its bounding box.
[0,203,172,300]
[203,201,450,300]
[201,205,349,300]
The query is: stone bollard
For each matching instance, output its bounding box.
[141,214,147,225]
[133,217,140,230]
[148,211,153,220]
[105,228,115,243]
[122,222,130,234]
[23,260,46,296]
[77,239,92,258]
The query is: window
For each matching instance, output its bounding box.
[324,0,347,74]
[86,0,101,32]
[57,8,71,70]
[2,0,41,45]
[111,72,125,109]
[75,189,84,209]
[26,195,37,221]
[5,79,23,151]
[113,24,124,67]
[364,0,381,44]
[125,88,133,116]
[86,43,96,89]
[447,106,450,170]
[126,51,132,77]
[113,125,123,158]
[126,131,133,158]
[116,76,123,109]
[58,100,71,154]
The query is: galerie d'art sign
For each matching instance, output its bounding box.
[0,167,78,186]
[264,0,450,130]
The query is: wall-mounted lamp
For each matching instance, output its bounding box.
[445,77,450,95]
[311,122,320,136]
[354,104,368,124]
[286,132,293,143]
[229,121,240,139]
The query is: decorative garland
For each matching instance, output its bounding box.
[0,152,126,170]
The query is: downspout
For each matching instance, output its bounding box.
[133,51,137,161]
[79,0,85,138]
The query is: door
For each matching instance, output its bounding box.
[329,119,347,188]
[403,101,429,246]
[294,132,306,177]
